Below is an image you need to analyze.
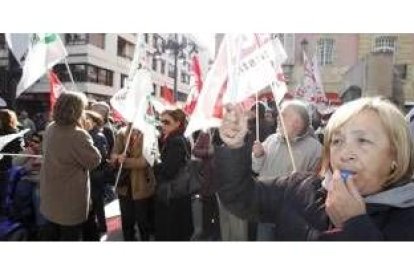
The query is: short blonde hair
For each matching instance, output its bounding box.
[320,97,414,188]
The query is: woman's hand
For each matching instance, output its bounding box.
[325,170,366,228]
[117,154,127,164]
[219,104,248,149]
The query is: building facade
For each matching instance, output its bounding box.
[0,33,208,113]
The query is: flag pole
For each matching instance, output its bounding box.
[64,58,78,91]
[255,92,260,141]
[113,34,146,189]
[0,153,42,158]
[113,109,140,190]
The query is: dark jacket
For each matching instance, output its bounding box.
[153,131,193,241]
[89,128,109,181]
[193,132,217,196]
[154,132,189,182]
[215,144,414,241]
[102,122,115,158]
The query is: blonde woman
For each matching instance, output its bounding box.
[216,97,414,241]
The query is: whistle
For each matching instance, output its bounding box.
[340,170,354,183]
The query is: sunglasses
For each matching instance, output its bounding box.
[161,119,172,126]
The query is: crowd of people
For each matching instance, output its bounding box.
[1,91,414,241]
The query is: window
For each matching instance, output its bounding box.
[87,65,98,83]
[65,33,87,45]
[53,64,87,82]
[98,67,107,84]
[395,64,407,80]
[89,33,105,49]
[317,38,334,66]
[152,34,159,49]
[373,35,396,53]
[120,73,128,88]
[0,34,5,49]
[104,69,113,86]
[168,63,175,78]
[152,57,158,71]
[117,37,134,60]
[86,65,113,86]
[53,63,112,86]
[176,91,187,102]
[160,60,166,74]
[181,71,189,84]
[71,64,87,82]
[144,33,149,44]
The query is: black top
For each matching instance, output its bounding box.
[215,144,414,241]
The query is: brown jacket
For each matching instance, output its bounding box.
[40,123,101,226]
[113,127,155,200]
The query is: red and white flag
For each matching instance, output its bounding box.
[48,70,66,111]
[183,54,203,115]
[296,51,327,105]
[185,34,287,137]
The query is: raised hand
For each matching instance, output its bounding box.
[219,104,248,149]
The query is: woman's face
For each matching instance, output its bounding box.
[329,110,394,196]
[84,115,94,131]
[160,114,180,136]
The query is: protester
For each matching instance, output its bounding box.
[216,97,414,240]
[154,109,193,241]
[192,128,221,240]
[91,101,115,155]
[111,124,156,241]
[91,101,117,203]
[18,110,36,136]
[39,91,101,241]
[0,109,25,214]
[82,110,109,240]
[12,132,45,237]
[252,100,322,240]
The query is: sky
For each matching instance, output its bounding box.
[191,33,215,58]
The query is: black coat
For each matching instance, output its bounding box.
[215,144,414,241]
[153,132,193,241]
[154,132,189,182]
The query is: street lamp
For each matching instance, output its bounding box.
[154,33,197,102]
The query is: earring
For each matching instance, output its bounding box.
[391,161,398,172]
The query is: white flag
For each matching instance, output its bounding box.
[0,129,29,152]
[5,33,31,65]
[185,34,287,137]
[15,33,67,97]
[224,34,287,104]
[110,69,159,166]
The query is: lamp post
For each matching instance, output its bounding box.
[155,33,195,102]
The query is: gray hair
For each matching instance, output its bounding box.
[281,100,310,134]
